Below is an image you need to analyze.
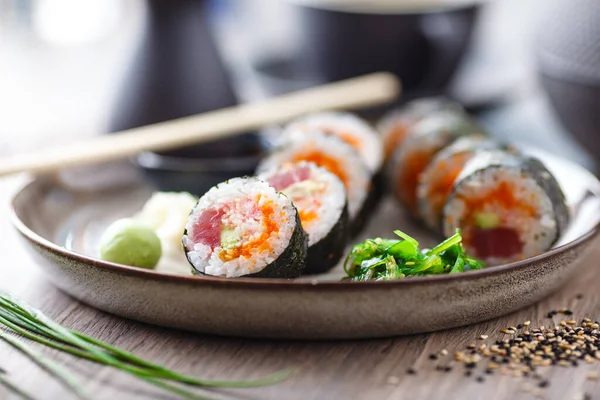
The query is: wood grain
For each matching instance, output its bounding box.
[1,174,600,400]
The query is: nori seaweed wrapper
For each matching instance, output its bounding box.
[350,167,385,238]
[305,202,350,275]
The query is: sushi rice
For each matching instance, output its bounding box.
[182,177,307,278]
[259,161,346,247]
[281,111,383,173]
[443,150,569,265]
[256,130,370,220]
[378,97,465,161]
[417,135,508,231]
[391,110,484,213]
[259,161,349,274]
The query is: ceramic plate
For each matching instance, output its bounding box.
[10,151,600,339]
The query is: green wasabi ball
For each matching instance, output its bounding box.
[99,218,162,269]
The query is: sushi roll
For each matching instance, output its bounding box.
[378,97,465,162]
[443,150,569,265]
[259,161,349,274]
[182,177,308,278]
[391,110,484,214]
[417,135,518,232]
[282,111,384,173]
[256,130,372,236]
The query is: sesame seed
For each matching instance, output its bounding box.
[479,335,488,340]
[567,320,577,325]
[467,344,476,350]
[538,380,549,388]
[476,377,485,383]
[587,371,598,381]
[523,321,531,327]
[406,368,416,375]
[516,324,523,329]
[429,354,438,360]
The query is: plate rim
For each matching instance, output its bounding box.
[10,171,600,291]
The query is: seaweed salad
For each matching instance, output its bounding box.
[344,229,484,281]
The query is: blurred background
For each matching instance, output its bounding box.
[0,0,597,175]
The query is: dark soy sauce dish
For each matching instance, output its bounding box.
[133,133,267,196]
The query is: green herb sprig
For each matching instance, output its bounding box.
[0,329,88,399]
[0,294,293,400]
[344,229,484,281]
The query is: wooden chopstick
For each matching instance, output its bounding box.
[0,72,401,178]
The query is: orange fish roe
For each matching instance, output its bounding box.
[384,124,410,159]
[318,126,363,153]
[336,131,362,151]
[298,209,319,228]
[459,181,537,223]
[219,200,280,263]
[397,148,437,212]
[292,151,349,188]
[457,181,537,249]
[423,151,472,220]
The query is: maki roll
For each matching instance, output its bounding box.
[391,110,484,214]
[259,161,349,274]
[256,130,372,236]
[182,177,308,278]
[417,135,518,231]
[378,97,465,162]
[443,150,570,265]
[282,111,383,173]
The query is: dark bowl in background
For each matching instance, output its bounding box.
[134,134,268,196]
[253,0,484,102]
[107,0,267,195]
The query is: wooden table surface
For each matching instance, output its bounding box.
[0,172,599,400]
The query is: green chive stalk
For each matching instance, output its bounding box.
[0,293,293,400]
[0,369,38,400]
[0,329,89,400]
